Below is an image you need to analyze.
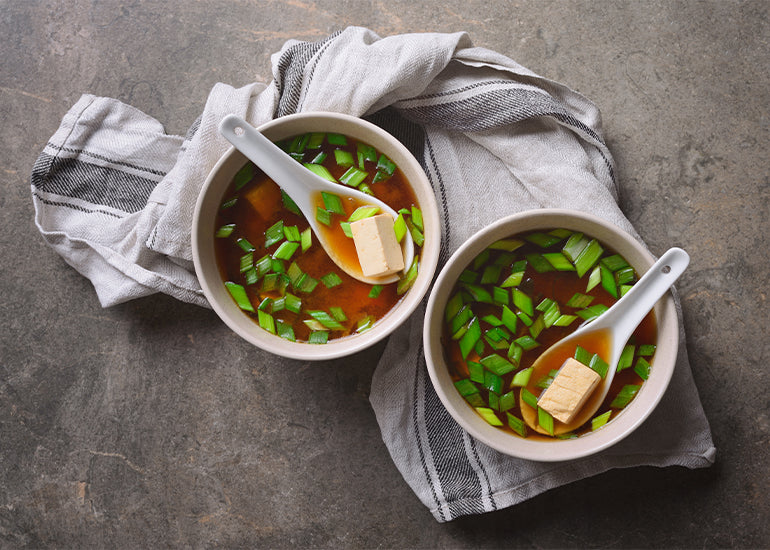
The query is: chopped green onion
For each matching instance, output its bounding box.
[454,379,479,397]
[513,289,534,316]
[321,192,345,215]
[340,166,368,187]
[309,151,327,164]
[562,232,589,262]
[334,149,354,167]
[220,196,237,210]
[397,258,419,295]
[393,213,407,242]
[265,221,284,248]
[307,310,344,330]
[445,292,464,322]
[281,190,301,216]
[565,292,594,308]
[507,342,523,366]
[458,317,481,359]
[257,310,276,334]
[356,315,375,333]
[243,267,259,286]
[480,354,516,376]
[501,305,518,333]
[638,344,656,356]
[553,314,577,327]
[610,385,640,408]
[237,237,255,252]
[617,344,636,372]
[484,370,503,394]
[276,320,295,341]
[480,265,502,285]
[411,206,424,232]
[510,367,533,387]
[224,282,254,312]
[600,265,618,298]
[304,163,337,182]
[634,357,651,380]
[526,253,555,273]
[255,254,272,276]
[591,410,612,431]
[316,207,332,226]
[537,407,555,435]
[340,222,353,238]
[327,133,347,145]
[308,331,329,344]
[574,239,604,277]
[357,143,377,168]
[300,227,312,252]
[348,205,380,223]
[525,232,562,248]
[288,133,310,153]
[368,285,383,298]
[521,388,538,409]
[499,390,516,411]
[329,306,347,322]
[272,241,299,261]
[574,345,592,365]
[376,154,396,175]
[600,254,630,272]
[475,407,503,427]
[320,272,343,288]
[468,361,485,383]
[489,239,524,252]
[216,223,236,238]
[589,353,610,378]
[514,335,539,351]
[306,132,325,149]
[586,265,602,291]
[284,293,302,314]
[233,163,254,190]
[543,252,576,271]
[507,413,528,437]
[283,225,301,242]
[239,252,254,273]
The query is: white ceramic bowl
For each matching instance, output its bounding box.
[193,112,440,360]
[423,209,679,461]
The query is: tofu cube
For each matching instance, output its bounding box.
[350,214,405,277]
[537,357,601,424]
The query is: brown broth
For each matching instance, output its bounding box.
[214,134,421,342]
[443,231,656,440]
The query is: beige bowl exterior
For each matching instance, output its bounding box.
[423,209,679,461]
[193,112,440,360]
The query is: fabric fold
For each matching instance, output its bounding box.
[30,26,715,522]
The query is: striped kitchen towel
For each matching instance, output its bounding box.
[30,27,715,522]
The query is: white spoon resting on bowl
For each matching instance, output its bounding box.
[520,247,690,435]
[218,114,414,285]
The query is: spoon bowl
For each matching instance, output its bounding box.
[219,114,414,285]
[520,247,690,434]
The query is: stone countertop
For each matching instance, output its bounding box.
[1,1,767,547]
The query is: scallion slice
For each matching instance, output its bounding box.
[272,241,299,261]
[589,353,609,378]
[348,206,380,223]
[507,413,528,437]
[525,232,562,248]
[458,317,481,359]
[489,239,524,252]
[308,330,329,344]
[543,252,576,271]
[475,407,503,427]
[284,293,302,314]
[334,149,354,167]
[257,310,276,334]
[340,166,368,187]
[224,281,254,312]
[397,258,419,295]
[215,223,236,238]
[393,213,407,242]
[329,306,347,322]
[468,361,484,383]
[521,388,538,409]
[357,315,375,333]
[237,237,255,252]
[610,384,640,408]
[357,143,377,168]
[321,192,345,215]
[233,162,254,190]
[265,221,284,248]
[327,133,347,145]
[537,407,555,435]
[239,252,254,274]
[510,366,532,387]
[376,154,396,175]
[320,272,343,288]
[276,320,296,342]
[574,239,604,277]
[633,357,651,380]
[281,190,301,216]
[368,284,383,298]
[304,163,337,182]
[283,225,301,242]
[307,310,344,330]
[298,228,311,252]
[513,289,534,316]
[617,344,635,372]
[480,354,516,376]
[591,410,612,431]
[316,207,332,226]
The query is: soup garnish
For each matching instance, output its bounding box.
[213,132,424,343]
[443,229,656,439]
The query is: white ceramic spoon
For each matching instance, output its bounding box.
[219,114,414,285]
[520,247,690,434]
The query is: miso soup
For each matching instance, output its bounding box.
[443,229,656,439]
[214,132,424,344]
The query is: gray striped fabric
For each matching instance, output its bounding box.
[30,27,716,522]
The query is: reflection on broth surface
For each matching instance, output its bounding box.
[213,132,423,344]
[443,229,656,440]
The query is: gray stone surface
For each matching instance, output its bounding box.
[1,0,768,547]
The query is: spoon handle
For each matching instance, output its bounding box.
[603,247,690,349]
[219,114,316,215]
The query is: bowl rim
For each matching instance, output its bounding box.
[423,208,679,461]
[192,111,440,360]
